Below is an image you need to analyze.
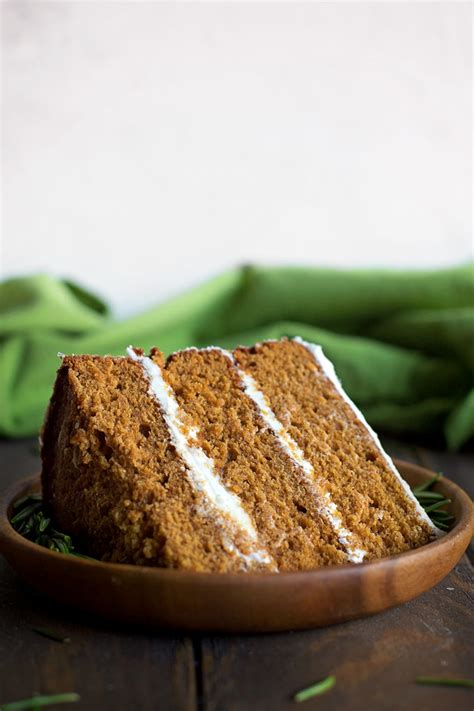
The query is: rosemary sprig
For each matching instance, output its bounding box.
[294,675,336,702]
[33,627,71,644]
[416,677,474,688]
[10,494,94,558]
[412,473,454,531]
[0,692,80,710]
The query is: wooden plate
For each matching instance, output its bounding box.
[0,460,472,632]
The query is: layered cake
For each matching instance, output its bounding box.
[41,338,438,572]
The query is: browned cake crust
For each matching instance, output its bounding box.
[41,339,437,572]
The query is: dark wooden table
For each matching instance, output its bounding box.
[0,438,472,711]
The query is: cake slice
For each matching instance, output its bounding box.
[40,338,438,572]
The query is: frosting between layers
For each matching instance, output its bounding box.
[226,355,366,564]
[127,347,276,570]
[294,337,440,535]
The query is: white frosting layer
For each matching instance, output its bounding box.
[238,370,313,476]
[229,358,366,563]
[294,337,439,535]
[127,347,275,570]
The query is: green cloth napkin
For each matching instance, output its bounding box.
[1,264,473,448]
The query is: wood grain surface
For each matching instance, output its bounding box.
[0,438,472,711]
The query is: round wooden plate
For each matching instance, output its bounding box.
[0,460,472,633]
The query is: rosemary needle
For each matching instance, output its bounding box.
[33,627,71,643]
[294,675,336,702]
[423,499,452,514]
[12,493,42,510]
[416,677,474,688]
[414,491,445,501]
[0,692,80,710]
[412,473,442,494]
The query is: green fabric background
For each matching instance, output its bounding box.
[1,264,473,448]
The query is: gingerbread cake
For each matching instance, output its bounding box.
[40,338,439,572]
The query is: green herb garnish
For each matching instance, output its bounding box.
[33,627,71,644]
[416,677,474,688]
[0,692,80,710]
[412,473,442,493]
[412,473,454,531]
[10,494,95,559]
[294,675,336,702]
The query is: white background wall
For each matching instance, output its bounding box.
[2,1,472,317]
